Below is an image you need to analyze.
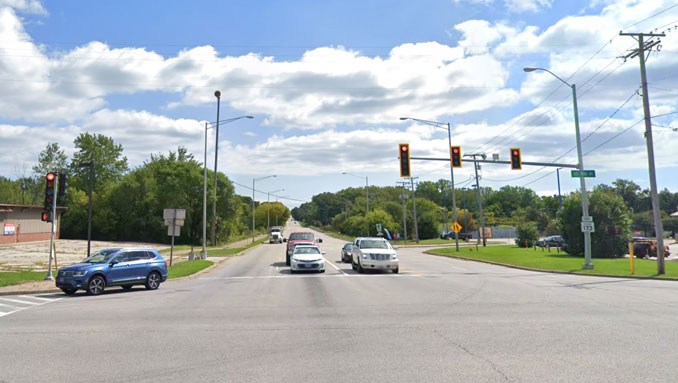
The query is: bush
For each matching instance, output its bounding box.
[558,187,632,258]
[515,222,539,247]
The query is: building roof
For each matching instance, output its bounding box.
[0,203,67,211]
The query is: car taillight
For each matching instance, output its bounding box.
[165,261,168,269]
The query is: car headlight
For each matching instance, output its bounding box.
[361,253,368,259]
[72,270,88,277]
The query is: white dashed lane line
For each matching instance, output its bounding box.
[0,294,62,318]
[325,259,348,275]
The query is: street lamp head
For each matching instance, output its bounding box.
[399,117,409,121]
[523,67,537,72]
[214,90,221,98]
[245,116,254,119]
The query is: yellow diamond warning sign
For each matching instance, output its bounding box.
[451,222,462,234]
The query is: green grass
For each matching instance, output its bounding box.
[0,271,46,287]
[429,245,678,278]
[168,260,213,279]
[208,237,267,257]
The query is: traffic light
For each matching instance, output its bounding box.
[510,148,522,170]
[450,146,462,168]
[399,143,411,177]
[43,172,56,222]
[41,211,52,222]
[58,173,67,197]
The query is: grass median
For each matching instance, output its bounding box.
[168,260,213,279]
[0,271,46,287]
[429,245,678,279]
[208,237,267,257]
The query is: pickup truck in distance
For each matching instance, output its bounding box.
[285,232,322,266]
[269,226,284,244]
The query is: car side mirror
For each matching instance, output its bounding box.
[109,260,119,266]
[392,246,398,250]
[321,251,327,255]
[318,238,323,243]
[283,238,287,242]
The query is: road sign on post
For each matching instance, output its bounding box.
[376,223,382,233]
[581,220,595,233]
[163,209,186,267]
[451,222,462,234]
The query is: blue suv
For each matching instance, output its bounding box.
[56,248,169,295]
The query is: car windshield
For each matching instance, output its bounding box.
[294,247,320,254]
[360,240,389,249]
[290,233,315,241]
[82,249,119,263]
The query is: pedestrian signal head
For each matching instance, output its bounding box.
[399,144,411,177]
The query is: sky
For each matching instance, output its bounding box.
[1,0,677,208]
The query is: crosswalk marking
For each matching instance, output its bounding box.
[0,295,62,319]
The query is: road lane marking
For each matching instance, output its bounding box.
[202,274,421,280]
[0,295,62,319]
[0,297,41,305]
[325,260,348,275]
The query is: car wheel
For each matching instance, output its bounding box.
[320,269,325,273]
[61,287,77,295]
[145,271,161,290]
[121,285,133,290]
[357,260,364,274]
[351,259,357,270]
[86,275,105,295]
[393,267,399,274]
[286,255,291,266]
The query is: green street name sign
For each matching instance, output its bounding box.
[571,170,596,178]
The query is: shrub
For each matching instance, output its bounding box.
[515,222,539,247]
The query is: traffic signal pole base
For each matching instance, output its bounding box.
[200,250,207,260]
[582,263,594,270]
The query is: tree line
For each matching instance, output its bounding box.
[0,133,290,245]
[291,179,678,258]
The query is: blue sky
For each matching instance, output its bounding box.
[1,0,677,208]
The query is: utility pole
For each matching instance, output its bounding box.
[556,168,563,210]
[462,187,469,237]
[620,31,666,274]
[410,177,419,243]
[468,154,487,247]
[441,182,449,238]
[396,182,409,243]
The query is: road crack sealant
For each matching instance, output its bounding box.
[430,328,512,382]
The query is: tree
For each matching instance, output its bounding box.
[33,142,68,175]
[515,222,539,247]
[69,133,129,192]
[559,187,632,258]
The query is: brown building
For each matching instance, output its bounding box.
[0,204,66,245]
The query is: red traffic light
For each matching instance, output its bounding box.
[41,212,49,221]
[513,150,519,156]
[401,146,408,152]
[46,172,56,181]
[453,148,459,154]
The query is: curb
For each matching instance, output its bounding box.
[0,288,62,296]
[424,250,678,282]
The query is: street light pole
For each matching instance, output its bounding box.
[202,122,209,259]
[212,90,221,247]
[399,117,459,250]
[556,168,563,210]
[342,172,369,236]
[267,188,285,229]
[524,67,593,270]
[469,153,487,247]
[253,175,276,243]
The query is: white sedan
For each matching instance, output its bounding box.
[290,245,325,273]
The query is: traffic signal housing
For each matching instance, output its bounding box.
[399,143,411,177]
[510,148,522,170]
[43,172,56,222]
[58,173,67,197]
[450,146,462,168]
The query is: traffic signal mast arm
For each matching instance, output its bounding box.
[407,156,579,168]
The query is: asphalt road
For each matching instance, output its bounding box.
[2,221,678,382]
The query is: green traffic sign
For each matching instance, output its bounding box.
[571,170,596,178]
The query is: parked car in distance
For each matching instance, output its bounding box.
[440,230,472,241]
[290,245,325,273]
[285,232,322,266]
[536,235,564,248]
[341,242,353,263]
[55,248,168,296]
[351,237,399,274]
[633,238,671,258]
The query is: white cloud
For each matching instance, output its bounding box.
[0,0,47,15]
[504,0,552,13]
